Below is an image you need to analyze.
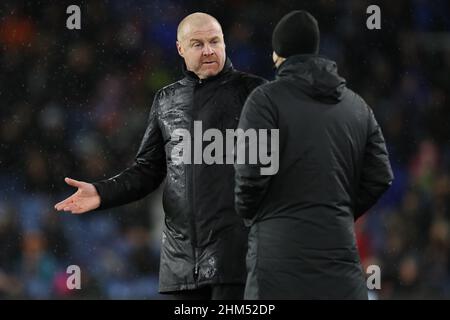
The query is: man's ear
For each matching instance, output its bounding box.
[272,51,285,68]
[272,51,279,64]
[176,41,184,57]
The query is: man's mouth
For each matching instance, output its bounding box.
[203,61,217,65]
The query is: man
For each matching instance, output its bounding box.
[55,12,266,300]
[234,10,393,299]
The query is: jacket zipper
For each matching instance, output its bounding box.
[192,161,199,283]
[190,80,202,284]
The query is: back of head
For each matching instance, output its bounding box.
[272,10,320,58]
[272,12,345,104]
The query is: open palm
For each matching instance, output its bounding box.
[54,178,101,214]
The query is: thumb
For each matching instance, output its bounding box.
[65,177,83,188]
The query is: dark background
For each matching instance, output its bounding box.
[0,0,449,299]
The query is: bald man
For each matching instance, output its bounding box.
[55,13,266,299]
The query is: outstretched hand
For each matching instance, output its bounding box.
[54,178,101,214]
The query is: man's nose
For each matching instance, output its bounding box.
[202,44,214,56]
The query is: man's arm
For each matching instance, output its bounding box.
[92,90,167,210]
[354,107,394,220]
[234,87,278,223]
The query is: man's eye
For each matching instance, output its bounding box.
[193,43,201,48]
[211,40,219,44]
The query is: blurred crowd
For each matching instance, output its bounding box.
[0,0,449,299]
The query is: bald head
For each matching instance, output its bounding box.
[176,12,226,79]
[177,12,223,42]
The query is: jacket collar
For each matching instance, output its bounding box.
[181,57,233,84]
[275,54,346,103]
[276,54,327,78]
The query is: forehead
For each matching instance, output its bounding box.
[183,23,223,41]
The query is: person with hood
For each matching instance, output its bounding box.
[54,12,266,300]
[234,10,393,299]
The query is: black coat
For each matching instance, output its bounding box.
[235,55,393,299]
[93,59,266,292]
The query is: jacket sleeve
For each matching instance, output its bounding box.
[234,87,278,223]
[354,106,394,220]
[92,90,167,210]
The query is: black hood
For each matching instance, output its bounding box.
[276,54,346,104]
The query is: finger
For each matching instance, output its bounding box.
[55,199,69,209]
[55,202,67,211]
[64,177,84,188]
[63,203,86,214]
[62,203,79,213]
[54,196,75,210]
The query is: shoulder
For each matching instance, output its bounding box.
[149,81,186,114]
[234,70,267,85]
[345,88,372,114]
[230,70,268,91]
[247,80,281,100]
[152,80,189,108]
[158,80,185,98]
